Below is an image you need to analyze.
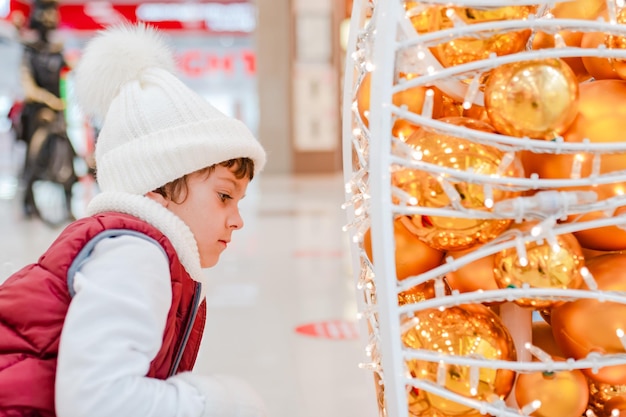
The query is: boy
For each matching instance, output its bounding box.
[0,23,267,417]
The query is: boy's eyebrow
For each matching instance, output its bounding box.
[216,176,246,197]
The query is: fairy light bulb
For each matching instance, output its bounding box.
[484,184,494,209]
[437,361,446,385]
[521,400,542,415]
[525,342,553,363]
[421,88,434,118]
[617,328,626,350]
[571,154,584,179]
[580,266,598,291]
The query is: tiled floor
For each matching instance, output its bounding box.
[0,130,379,416]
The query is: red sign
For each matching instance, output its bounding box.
[178,49,256,77]
[295,320,360,340]
[6,0,255,34]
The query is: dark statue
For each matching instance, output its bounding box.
[19,0,77,223]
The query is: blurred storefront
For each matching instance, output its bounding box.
[1,0,349,174]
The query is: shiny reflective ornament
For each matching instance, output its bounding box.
[605,8,626,81]
[531,0,604,82]
[484,58,579,139]
[493,230,585,308]
[603,397,626,417]
[439,95,491,124]
[588,380,626,417]
[520,80,626,250]
[402,304,517,416]
[405,4,535,68]
[363,216,444,281]
[393,117,524,251]
[551,254,626,385]
[515,358,589,417]
[398,280,449,306]
[446,245,500,297]
[356,71,443,139]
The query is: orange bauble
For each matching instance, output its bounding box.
[446,245,500,296]
[551,254,626,385]
[581,31,622,81]
[532,321,563,358]
[515,358,589,417]
[520,80,626,250]
[356,72,443,139]
[363,216,444,281]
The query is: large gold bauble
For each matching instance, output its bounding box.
[393,117,524,251]
[514,358,589,417]
[484,58,579,139]
[402,304,517,416]
[551,254,626,385]
[363,216,444,281]
[356,71,444,139]
[520,80,626,251]
[493,230,585,308]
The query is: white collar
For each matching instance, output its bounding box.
[86,192,206,296]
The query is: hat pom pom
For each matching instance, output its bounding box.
[73,23,176,121]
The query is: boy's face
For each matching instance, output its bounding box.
[153,165,250,268]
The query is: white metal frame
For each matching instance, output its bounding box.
[342,1,626,416]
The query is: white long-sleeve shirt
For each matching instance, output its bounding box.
[55,234,207,417]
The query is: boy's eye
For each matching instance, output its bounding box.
[218,193,232,202]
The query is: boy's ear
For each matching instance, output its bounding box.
[145,191,169,208]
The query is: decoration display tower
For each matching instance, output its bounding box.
[341,1,626,416]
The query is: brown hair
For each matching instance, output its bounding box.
[153,157,255,204]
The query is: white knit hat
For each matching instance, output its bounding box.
[73,23,266,195]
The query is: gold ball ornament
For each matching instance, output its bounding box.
[551,254,626,385]
[606,9,626,78]
[520,80,626,250]
[397,279,450,306]
[393,117,524,251]
[484,58,579,139]
[514,357,589,417]
[402,304,517,416]
[588,380,626,417]
[431,6,535,68]
[356,71,444,139]
[363,216,444,281]
[493,230,585,308]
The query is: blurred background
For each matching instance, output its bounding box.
[0,0,380,416]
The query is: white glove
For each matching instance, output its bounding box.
[171,372,267,417]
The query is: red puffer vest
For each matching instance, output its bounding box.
[0,212,207,417]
